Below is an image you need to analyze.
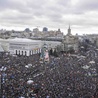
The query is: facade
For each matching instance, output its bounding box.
[9,42,41,56]
[0,38,61,56]
[62,25,79,52]
[43,27,48,32]
[8,38,42,56]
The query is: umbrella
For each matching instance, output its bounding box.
[82,65,90,69]
[89,61,95,64]
[25,65,29,68]
[25,64,32,68]
[19,97,25,98]
[27,80,34,84]
[28,64,32,66]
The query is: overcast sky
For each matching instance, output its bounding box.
[0,0,98,35]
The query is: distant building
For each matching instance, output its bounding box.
[67,25,71,36]
[33,28,39,33]
[58,29,61,32]
[24,28,31,32]
[10,31,22,38]
[43,27,48,32]
[61,25,79,52]
[56,29,64,38]
[0,38,61,56]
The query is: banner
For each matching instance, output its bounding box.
[44,50,49,62]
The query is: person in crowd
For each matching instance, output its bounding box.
[0,43,98,98]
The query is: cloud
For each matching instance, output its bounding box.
[0,0,98,34]
[77,0,98,11]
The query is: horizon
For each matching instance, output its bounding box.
[0,0,98,35]
[0,26,98,36]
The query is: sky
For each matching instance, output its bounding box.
[0,0,98,35]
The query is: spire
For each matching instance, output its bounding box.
[69,24,70,29]
[67,25,71,35]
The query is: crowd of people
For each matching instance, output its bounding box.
[0,43,98,98]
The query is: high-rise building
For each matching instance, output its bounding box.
[58,28,61,32]
[43,27,48,32]
[67,25,71,35]
[24,28,31,32]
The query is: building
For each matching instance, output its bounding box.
[33,28,39,33]
[67,25,71,36]
[0,38,61,56]
[8,38,42,56]
[43,27,48,32]
[10,31,22,38]
[62,25,79,52]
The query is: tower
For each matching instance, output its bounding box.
[43,27,48,32]
[67,25,71,35]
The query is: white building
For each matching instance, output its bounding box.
[8,38,41,56]
[0,38,61,56]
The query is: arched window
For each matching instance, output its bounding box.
[19,50,20,55]
[16,50,17,55]
[30,51,31,55]
[22,51,23,55]
[25,51,27,56]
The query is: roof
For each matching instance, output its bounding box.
[8,38,36,42]
[8,38,61,44]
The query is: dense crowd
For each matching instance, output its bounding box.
[0,43,98,98]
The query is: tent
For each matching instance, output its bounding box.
[27,80,34,84]
[82,65,90,69]
[89,61,95,64]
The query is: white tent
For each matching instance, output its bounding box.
[82,65,90,69]
[25,64,32,68]
[89,61,95,64]
[19,96,25,98]
[27,80,34,84]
